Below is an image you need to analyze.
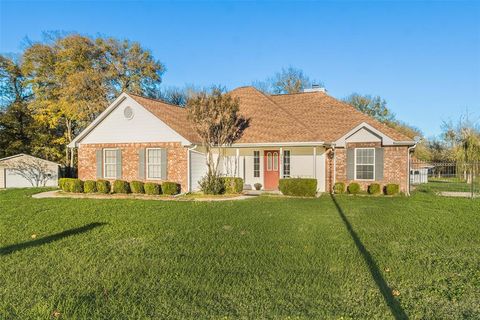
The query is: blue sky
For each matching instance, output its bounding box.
[1,0,479,137]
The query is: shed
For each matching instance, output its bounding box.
[0,154,60,188]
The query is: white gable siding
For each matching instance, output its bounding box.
[80,96,190,145]
[0,167,5,188]
[345,128,381,143]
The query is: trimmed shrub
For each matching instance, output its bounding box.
[96,180,111,194]
[384,183,400,195]
[333,182,345,194]
[199,174,224,195]
[368,183,381,195]
[162,181,181,195]
[69,179,84,193]
[144,182,161,195]
[254,183,262,191]
[279,178,317,197]
[222,177,243,194]
[130,181,145,194]
[113,180,130,194]
[59,178,74,192]
[84,180,97,193]
[347,182,361,195]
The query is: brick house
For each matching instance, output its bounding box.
[68,86,416,193]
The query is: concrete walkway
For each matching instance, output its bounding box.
[32,190,257,201]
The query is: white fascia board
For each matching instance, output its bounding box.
[68,93,129,148]
[230,142,326,148]
[0,154,60,166]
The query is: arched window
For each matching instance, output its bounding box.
[267,152,272,171]
[273,152,278,171]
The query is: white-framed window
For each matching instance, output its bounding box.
[283,150,290,178]
[253,151,260,177]
[103,149,117,179]
[147,148,163,179]
[355,148,375,180]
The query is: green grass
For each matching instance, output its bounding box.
[1,188,479,319]
[415,177,480,194]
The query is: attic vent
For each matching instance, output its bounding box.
[123,106,134,120]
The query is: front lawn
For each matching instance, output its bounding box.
[1,189,479,319]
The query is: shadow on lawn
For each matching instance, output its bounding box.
[330,195,408,320]
[0,222,106,256]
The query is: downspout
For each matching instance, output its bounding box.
[406,144,417,196]
[187,144,198,193]
[332,144,336,193]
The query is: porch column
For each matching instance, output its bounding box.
[313,147,317,179]
[236,148,240,177]
[279,147,283,178]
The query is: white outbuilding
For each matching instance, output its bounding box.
[0,154,60,188]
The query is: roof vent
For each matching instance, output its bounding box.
[303,84,326,93]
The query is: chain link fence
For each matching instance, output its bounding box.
[410,161,479,198]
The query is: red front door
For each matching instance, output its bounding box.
[264,150,280,190]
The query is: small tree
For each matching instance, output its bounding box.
[7,157,57,187]
[187,88,249,194]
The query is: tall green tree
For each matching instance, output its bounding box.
[343,93,394,123]
[0,56,35,158]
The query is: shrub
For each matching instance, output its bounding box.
[162,181,181,195]
[84,180,97,193]
[144,182,161,195]
[69,179,84,193]
[384,183,400,195]
[333,182,345,194]
[368,183,381,195]
[130,181,145,194]
[347,182,361,195]
[96,180,111,194]
[59,178,74,192]
[199,174,224,195]
[254,183,262,191]
[113,180,130,194]
[279,178,317,197]
[222,177,243,194]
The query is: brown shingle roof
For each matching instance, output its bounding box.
[129,87,412,145]
[269,89,412,142]
[129,93,201,143]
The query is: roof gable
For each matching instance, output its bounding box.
[70,93,196,147]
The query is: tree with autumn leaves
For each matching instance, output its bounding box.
[0,33,164,169]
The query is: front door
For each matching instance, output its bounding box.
[264,150,280,190]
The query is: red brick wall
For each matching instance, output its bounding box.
[78,142,188,191]
[330,142,409,193]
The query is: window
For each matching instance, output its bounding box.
[267,152,272,171]
[283,150,290,178]
[147,148,162,179]
[273,152,278,171]
[355,148,375,180]
[104,149,117,179]
[253,151,260,177]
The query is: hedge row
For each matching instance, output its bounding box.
[333,182,400,195]
[58,178,180,195]
[279,178,317,197]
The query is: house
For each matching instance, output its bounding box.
[68,86,416,193]
[0,154,60,188]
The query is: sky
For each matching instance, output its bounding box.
[1,0,479,137]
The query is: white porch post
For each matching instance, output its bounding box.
[236,148,240,177]
[313,147,317,179]
[279,147,283,178]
